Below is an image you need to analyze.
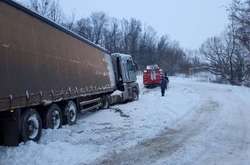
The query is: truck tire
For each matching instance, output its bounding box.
[21,109,42,142]
[64,101,78,125]
[132,91,139,101]
[45,104,62,129]
[133,87,139,101]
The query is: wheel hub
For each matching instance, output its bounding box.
[68,103,76,122]
[27,115,39,139]
[51,111,60,129]
[67,103,77,122]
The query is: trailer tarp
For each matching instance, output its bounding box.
[0,1,115,111]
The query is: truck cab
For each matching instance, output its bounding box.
[111,53,139,103]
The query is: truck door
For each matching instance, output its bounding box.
[127,59,137,82]
[120,58,137,83]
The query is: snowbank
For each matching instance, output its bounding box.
[2,76,246,165]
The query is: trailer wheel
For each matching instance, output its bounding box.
[21,109,42,142]
[64,101,78,125]
[102,96,110,109]
[132,88,139,101]
[45,104,62,129]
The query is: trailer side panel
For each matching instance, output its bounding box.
[0,1,115,111]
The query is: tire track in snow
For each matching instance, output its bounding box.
[89,99,220,165]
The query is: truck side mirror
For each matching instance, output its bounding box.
[133,62,138,71]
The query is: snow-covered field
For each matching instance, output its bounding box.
[1,76,250,165]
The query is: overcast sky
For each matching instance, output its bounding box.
[18,0,231,50]
[59,0,231,50]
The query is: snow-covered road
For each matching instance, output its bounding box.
[1,77,250,165]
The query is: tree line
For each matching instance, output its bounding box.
[20,0,194,75]
[200,0,250,85]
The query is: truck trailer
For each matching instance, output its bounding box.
[0,0,139,146]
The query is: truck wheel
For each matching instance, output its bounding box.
[45,104,62,129]
[21,109,42,142]
[102,96,110,109]
[133,91,139,101]
[64,101,78,125]
[132,87,139,101]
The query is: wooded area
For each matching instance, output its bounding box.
[18,0,250,85]
[200,0,250,85]
[21,0,196,75]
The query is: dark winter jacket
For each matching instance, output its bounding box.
[161,76,168,89]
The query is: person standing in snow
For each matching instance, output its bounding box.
[161,73,169,96]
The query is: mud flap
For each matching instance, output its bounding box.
[0,109,21,146]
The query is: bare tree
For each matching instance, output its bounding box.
[128,19,142,55]
[75,18,93,41]
[201,37,228,80]
[200,23,248,85]
[23,0,191,74]
[103,18,122,53]
[230,0,250,53]
[62,12,76,31]
[120,19,142,54]
[48,0,63,23]
[29,0,49,15]
[29,0,63,23]
[90,12,108,45]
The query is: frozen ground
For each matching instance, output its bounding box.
[1,76,250,165]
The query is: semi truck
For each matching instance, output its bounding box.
[0,0,139,146]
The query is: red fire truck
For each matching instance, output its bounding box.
[143,65,163,88]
